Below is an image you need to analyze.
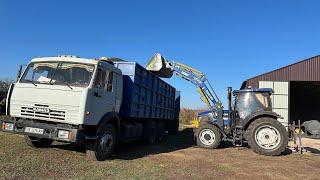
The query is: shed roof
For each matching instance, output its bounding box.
[241,55,320,89]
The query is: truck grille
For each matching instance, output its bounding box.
[21,106,66,121]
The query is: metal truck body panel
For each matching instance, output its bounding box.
[114,61,176,120]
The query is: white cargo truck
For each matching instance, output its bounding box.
[0,55,180,161]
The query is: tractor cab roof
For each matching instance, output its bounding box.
[233,88,273,94]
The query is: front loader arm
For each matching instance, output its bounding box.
[146,53,223,116]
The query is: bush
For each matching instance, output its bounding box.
[179,108,203,125]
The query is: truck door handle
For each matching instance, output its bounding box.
[94,92,101,98]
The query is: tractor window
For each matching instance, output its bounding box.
[254,93,271,108]
[235,92,272,119]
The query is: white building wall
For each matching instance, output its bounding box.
[259,81,289,127]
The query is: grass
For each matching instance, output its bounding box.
[1,127,320,179]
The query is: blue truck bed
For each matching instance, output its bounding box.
[113,61,179,120]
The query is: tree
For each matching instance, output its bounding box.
[0,79,14,92]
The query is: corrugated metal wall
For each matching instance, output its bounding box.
[242,55,320,88]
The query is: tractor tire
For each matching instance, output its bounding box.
[168,119,179,135]
[143,120,157,145]
[156,121,166,142]
[247,117,288,156]
[196,123,221,149]
[86,123,117,161]
[25,136,53,148]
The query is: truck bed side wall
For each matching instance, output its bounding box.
[114,62,177,120]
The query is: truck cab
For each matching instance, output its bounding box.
[3,56,122,143]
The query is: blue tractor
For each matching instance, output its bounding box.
[146,53,288,156]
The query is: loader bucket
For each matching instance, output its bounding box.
[146,53,174,78]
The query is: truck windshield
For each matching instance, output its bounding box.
[20,62,95,87]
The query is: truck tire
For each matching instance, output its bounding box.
[156,121,166,142]
[168,119,179,135]
[25,136,53,148]
[247,117,288,156]
[196,123,221,149]
[86,123,117,161]
[143,121,157,145]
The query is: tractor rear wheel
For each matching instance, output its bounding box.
[247,117,288,156]
[196,123,221,149]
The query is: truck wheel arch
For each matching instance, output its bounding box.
[98,112,120,132]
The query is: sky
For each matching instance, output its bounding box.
[0,0,320,109]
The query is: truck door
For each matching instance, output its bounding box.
[92,67,116,122]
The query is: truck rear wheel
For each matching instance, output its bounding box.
[247,117,288,156]
[196,123,221,149]
[168,119,179,135]
[143,121,157,145]
[86,123,117,161]
[156,121,166,142]
[25,136,53,148]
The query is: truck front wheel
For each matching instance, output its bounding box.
[196,124,221,149]
[25,136,53,148]
[247,117,288,156]
[86,123,117,161]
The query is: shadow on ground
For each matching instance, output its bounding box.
[116,128,195,160]
[49,127,293,159]
[304,147,320,154]
[49,128,196,160]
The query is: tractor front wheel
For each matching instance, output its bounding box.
[196,123,221,149]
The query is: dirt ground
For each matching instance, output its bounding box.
[0,127,319,180]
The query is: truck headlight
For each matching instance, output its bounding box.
[58,130,70,139]
[1,122,14,131]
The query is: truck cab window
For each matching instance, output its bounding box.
[21,62,94,87]
[94,68,106,88]
[105,71,113,92]
[21,63,58,84]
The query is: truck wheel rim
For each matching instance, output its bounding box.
[199,129,216,146]
[255,125,281,150]
[99,133,113,153]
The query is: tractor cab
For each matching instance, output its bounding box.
[232,88,273,122]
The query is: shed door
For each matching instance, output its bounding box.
[259,81,289,128]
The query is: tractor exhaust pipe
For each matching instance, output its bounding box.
[227,87,232,118]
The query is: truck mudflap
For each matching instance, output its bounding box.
[0,118,84,143]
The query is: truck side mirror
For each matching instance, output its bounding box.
[17,65,23,81]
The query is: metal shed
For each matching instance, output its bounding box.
[241,55,320,127]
